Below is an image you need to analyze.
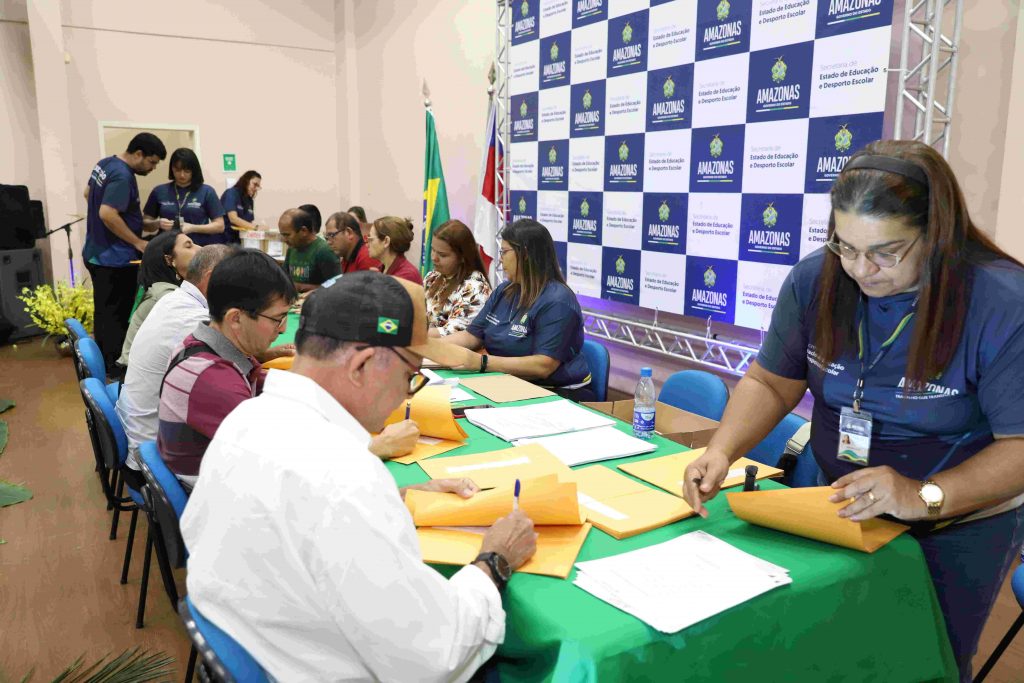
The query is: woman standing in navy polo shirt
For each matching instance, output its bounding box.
[442,219,593,402]
[220,169,261,244]
[143,148,226,246]
[682,140,1024,681]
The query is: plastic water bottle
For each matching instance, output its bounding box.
[633,367,656,440]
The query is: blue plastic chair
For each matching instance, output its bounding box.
[180,596,269,683]
[745,413,822,488]
[74,337,120,402]
[658,369,730,421]
[581,339,610,402]
[975,558,1024,682]
[65,317,90,343]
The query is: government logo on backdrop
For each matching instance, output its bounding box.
[739,194,802,265]
[573,0,607,27]
[537,140,569,190]
[642,193,688,254]
[804,112,883,192]
[541,31,572,89]
[568,191,604,244]
[696,0,751,60]
[604,133,646,191]
[513,0,539,44]
[646,65,694,131]
[690,125,744,192]
[816,0,894,38]
[684,255,737,322]
[746,42,813,123]
[510,191,536,223]
[512,93,539,143]
[607,10,649,77]
[602,248,641,302]
[570,80,606,138]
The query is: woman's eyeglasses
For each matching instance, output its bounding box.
[824,233,921,268]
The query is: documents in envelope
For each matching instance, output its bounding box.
[726,487,910,553]
[384,385,467,442]
[618,448,783,498]
[416,524,592,579]
[405,475,586,526]
[464,400,615,441]
[418,444,573,489]
[571,466,693,539]
[515,426,656,467]
[389,436,464,466]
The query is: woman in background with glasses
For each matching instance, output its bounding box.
[681,140,1024,681]
[441,219,593,402]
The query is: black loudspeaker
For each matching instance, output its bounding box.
[0,184,36,250]
[0,248,45,342]
[29,200,46,239]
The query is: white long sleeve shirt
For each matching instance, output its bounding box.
[180,369,505,682]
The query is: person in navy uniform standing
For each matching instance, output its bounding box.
[682,140,1024,681]
[441,219,593,402]
[143,148,226,246]
[220,169,261,244]
[83,131,167,373]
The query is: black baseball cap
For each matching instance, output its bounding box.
[299,271,417,347]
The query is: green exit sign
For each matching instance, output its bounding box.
[223,153,236,172]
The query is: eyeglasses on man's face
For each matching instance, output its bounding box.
[355,345,428,396]
[254,311,289,329]
[824,233,921,269]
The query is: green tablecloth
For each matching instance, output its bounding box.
[274,317,957,682]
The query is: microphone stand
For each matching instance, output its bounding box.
[45,216,85,286]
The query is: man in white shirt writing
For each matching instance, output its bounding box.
[181,271,537,681]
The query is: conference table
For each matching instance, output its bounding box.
[276,316,957,682]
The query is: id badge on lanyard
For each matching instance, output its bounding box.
[837,296,917,467]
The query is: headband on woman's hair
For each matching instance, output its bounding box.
[842,154,929,189]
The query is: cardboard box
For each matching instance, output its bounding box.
[583,400,719,449]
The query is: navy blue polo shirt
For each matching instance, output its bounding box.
[84,155,143,267]
[220,186,254,245]
[143,182,226,246]
[758,248,1024,483]
[467,280,590,389]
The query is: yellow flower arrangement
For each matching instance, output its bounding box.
[18,281,94,340]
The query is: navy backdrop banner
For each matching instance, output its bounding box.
[508,0,892,328]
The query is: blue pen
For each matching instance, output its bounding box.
[405,401,411,420]
[513,479,521,511]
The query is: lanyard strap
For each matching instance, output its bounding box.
[852,295,918,412]
[175,186,191,217]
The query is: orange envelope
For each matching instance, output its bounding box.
[571,466,694,539]
[390,436,465,465]
[726,487,910,553]
[262,355,294,370]
[385,386,467,442]
[406,474,585,526]
[618,449,784,498]
[416,523,592,579]
[418,444,573,489]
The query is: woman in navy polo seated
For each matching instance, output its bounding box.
[143,147,226,246]
[442,219,593,402]
[220,169,261,244]
[681,140,1024,681]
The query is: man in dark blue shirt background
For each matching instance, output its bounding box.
[83,132,166,373]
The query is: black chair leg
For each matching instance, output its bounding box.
[975,612,1024,682]
[151,524,179,609]
[184,645,197,682]
[135,526,154,629]
[104,468,115,509]
[110,473,124,540]
[120,508,139,584]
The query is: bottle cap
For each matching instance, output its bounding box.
[640,367,652,378]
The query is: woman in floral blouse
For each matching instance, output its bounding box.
[425,220,492,337]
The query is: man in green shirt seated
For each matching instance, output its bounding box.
[279,207,342,292]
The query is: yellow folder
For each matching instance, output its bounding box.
[418,444,573,489]
[416,523,593,579]
[726,487,910,553]
[406,475,585,526]
[618,449,784,498]
[389,437,465,465]
[262,356,294,370]
[571,466,694,539]
[385,385,467,442]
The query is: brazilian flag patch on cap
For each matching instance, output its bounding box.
[377,317,400,335]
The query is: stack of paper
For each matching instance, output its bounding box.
[465,400,615,441]
[422,368,459,387]
[418,444,573,489]
[726,487,909,553]
[515,426,656,466]
[574,530,791,633]
[618,448,783,497]
[571,466,692,539]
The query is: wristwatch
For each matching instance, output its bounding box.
[474,552,512,591]
[918,480,945,517]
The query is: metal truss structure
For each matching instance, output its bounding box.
[494,0,512,246]
[893,0,964,156]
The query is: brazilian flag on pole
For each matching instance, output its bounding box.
[421,109,451,276]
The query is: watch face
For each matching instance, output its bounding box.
[494,553,512,580]
[921,483,943,505]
